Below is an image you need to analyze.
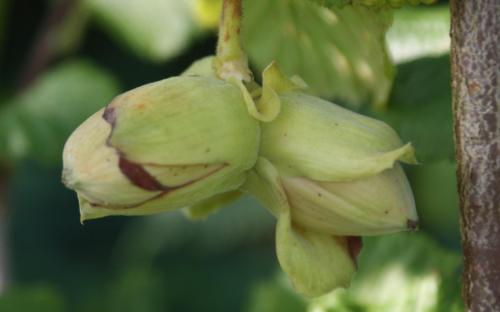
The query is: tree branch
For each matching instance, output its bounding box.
[450,1,500,310]
[16,0,75,90]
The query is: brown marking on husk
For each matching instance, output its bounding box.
[102,105,116,127]
[407,219,419,231]
[118,157,165,191]
[102,105,117,147]
[88,161,228,210]
[347,236,362,266]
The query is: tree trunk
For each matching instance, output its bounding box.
[450,1,500,311]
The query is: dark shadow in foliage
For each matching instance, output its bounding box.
[373,55,453,164]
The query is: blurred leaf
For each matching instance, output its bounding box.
[306,0,351,6]
[105,198,277,312]
[193,0,221,29]
[106,268,166,312]
[408,161,460,248]
[53,2,90,55]
[246,275,306,312]
[309,233,463,312]
[386,6,450,63]
[32,0,89,60]
[86,0,198,62]
[111,197,275,269]
[0,284,66,312]
[373,55,453,163]
[307,0,436,8]
[0,59,119,163]
[243,0,394,108]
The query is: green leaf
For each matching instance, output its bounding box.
[111,197,275,268]
[372,55,453,163]
[245,275,307,312]
[53,2,90,56]
[386,6,450,63]
[243,0,394,108]
[308,0,351,6]
[308,0,436,8]
[408,161,461,248]
[0,59,120,164]
[309,233,463,312]
[85,0,198,62]
[0,284,66,312]
[105,268,165,312]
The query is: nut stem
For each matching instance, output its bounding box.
[214,0,252,82]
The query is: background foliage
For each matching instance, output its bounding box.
[0,0,461,311]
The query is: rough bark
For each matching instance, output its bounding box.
[450,1,500,311]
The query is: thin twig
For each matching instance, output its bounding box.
[16,0,75,90]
